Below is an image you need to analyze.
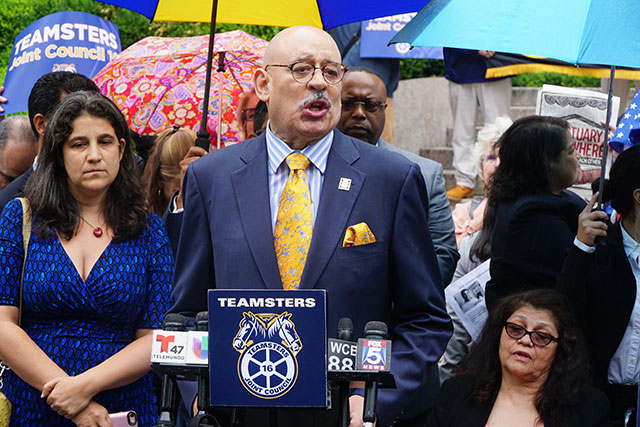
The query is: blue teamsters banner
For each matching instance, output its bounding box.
[2,11,121,115]
[208,289,327,407]
[360,13,443,59]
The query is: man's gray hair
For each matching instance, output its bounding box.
[0,116,37,152]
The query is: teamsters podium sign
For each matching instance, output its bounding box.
[208,289,328,407]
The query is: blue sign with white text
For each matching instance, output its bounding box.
[2,11,121,115]
[360,14,442,59]
[208,289,327,407]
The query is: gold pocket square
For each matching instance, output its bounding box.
[342,222,376,247]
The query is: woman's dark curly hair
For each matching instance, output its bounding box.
[24,91,147,241]
[602,144,640,219]
[456,289,590,425]
[488,115,570,206]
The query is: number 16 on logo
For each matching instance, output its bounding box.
[356,339,391,371]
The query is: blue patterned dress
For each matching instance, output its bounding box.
[0,200,173,426]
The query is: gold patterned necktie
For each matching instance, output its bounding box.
[274,153,313,290]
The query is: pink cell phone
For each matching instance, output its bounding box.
[108,411,138,427]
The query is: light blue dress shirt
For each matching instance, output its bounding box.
[265,122,333,232]
[607,224,640,384]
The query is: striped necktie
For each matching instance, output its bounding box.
[274,153,313,290]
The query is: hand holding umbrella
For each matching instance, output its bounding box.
[577,193,609,247]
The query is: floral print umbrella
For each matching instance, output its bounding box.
[93,30,267,149]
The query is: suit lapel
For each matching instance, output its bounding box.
[231,136,282,289]
[299,132,365,289]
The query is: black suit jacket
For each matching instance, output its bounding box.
[485,190,586,310]
[557,222,636,388]
[0,167,32,213]
[428,376,611,427]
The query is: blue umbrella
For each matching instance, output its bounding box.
[391,0,640,68]
[391,0,640,206]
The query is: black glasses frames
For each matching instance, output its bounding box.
[342,100,387,113]
[504,322,558,347]
[265,62,348,85]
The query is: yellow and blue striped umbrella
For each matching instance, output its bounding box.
[96,0,427,149]
[96,0,427,29]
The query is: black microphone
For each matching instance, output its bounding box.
[189,312,219,427]
[336,318,354,427]
[155,313,187,427]
[337,317,354,341]
[362,321,388,427]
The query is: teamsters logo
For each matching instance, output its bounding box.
[232,311,302,399]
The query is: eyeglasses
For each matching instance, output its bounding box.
[504,322,558,347]
[342,100,387,113]
[242,108,255,123]
[265,62,348,85]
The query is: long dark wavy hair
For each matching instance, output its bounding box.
[456,289,590,425]
[25,91,147,241]
[488,115,570,206]
[603,144,640,219]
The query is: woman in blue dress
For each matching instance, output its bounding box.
[0,91,173,426]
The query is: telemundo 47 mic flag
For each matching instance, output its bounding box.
[610,90,640,153]
[2,11,121,115]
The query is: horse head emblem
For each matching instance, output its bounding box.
[233,312,267,351]
[268,312,302,355]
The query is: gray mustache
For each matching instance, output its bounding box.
[300,92,332,109]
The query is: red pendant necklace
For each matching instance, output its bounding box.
[79,215,106,238]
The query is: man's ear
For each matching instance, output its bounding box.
[254,68,271,103]
[33,113,47,138]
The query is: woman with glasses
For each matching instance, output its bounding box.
[558,145,640,425]
[451,116,511,248]
[429,289,610,427]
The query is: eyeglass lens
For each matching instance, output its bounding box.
[504,322,555,346]
[242,108,256,122]
[291,63,343,84]
[342,100,385,113]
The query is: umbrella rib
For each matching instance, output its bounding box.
[138,52,213,134]
[227,62,246,93]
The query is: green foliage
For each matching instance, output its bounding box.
[399,59,444,80]
[397,60,602,88]
[0,0,282,86]
[511,72,600,88]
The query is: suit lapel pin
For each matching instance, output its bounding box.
[338,178,352,191]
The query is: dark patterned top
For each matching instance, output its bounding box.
[0,200,173,426]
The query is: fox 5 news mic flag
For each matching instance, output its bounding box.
[209,289,327,407]
[357,322,392,372]
[2,11,121,115]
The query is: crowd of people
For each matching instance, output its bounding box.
[0,23,637,427]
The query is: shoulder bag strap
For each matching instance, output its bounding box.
[16,198,31,327]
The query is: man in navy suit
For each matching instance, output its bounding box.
[338,66,457,426]
[170,26,451,427]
